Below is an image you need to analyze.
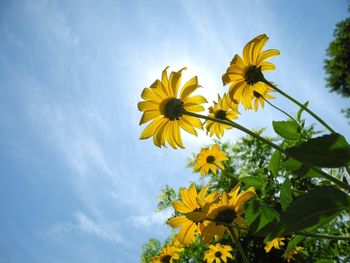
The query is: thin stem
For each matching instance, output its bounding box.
[227,226,249,263]
[264,98,299,125]
[206,219,247,230]
[182,110,350,191]
[262,78,336,134]
[296,231,350,241]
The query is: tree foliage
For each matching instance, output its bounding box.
[324,12,350,121]
[324,16,350,97]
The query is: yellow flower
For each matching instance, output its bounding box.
[252,86,275,112]
[205,93,239,138]
[264,237,286,253]
[194,144,229,176]
[199,184,256,244]
[204,243,234,263]
[151,243,183,263]
[168,184,218,245]
[138,67,207,149]
[282,246,303,262]
[222,34,279,110]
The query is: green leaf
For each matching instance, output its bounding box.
[269,150,281,176]
[245,200,280,234]
[240,176,266,189]
[296,101,309,122]
[285,133,350,167]
[272,186,350,237]
[280,178,293,211]
[280,158,302,171]
[282,235,305,257]
[281,158,324,179]
[272,121,300,140]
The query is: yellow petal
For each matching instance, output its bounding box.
[139,118,163,139]
[169,68,186,97]
[172,200,192,213]
[168,216,187,228]
[178,221,196,245]
[257,49,280,65]
[171,121,184,148]
[183,95,207,106]
[179,117,198,136]
[139,110,160,125]
[252,34,268,64]
[161,66,170,96]
[137,101,159,112]
[182,115,203,129]
[234,187,256,209]
[140,87,161,101]
[260,61,276,72]
[180,76,199,99]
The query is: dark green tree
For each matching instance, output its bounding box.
[324,12,350,121]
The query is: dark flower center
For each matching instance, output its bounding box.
[215,110,227,120]
[215,208,236,224]
[164,98,184,120]
[253,91,262,98]
[245,66,263,85]
[215,251,222,258]
[206,155,215,164]
[161,255,172,263]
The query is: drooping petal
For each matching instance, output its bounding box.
[168,216,188,228]
[139,118,163,139]
[180,76,199,99]
[257,49,280,65]
[260,61,276,72]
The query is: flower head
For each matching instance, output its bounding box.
[151,242,183,263]
[194,144,229,176]
[264,237,286,253]
[222,34,279,109]
[138,67,207,149]
[198,183,256,244]
[168,184,218,245]
[252,86,275,111]
[204,243,234,263]
[282,246,303,262]
[205,93,239,138]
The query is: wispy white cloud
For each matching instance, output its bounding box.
[39,210,124,244]
[129,209,173,229]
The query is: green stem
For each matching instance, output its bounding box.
[296,231,350,241]
[264,98,299,125]
[262,78,336,134]
[183,111,350,191]
[227,226,249,263]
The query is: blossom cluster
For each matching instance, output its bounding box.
[138,34,279,149]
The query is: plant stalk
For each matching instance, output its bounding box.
[262,78,336,134]
[183,110,350,191]
[296,231,350,241]
[227,226,249,263]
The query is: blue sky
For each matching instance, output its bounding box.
[0,0,349,262]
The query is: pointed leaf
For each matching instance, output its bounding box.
[273,121,300,140]
[272,186,350,237]
[285,133,350,168]
[280,178,293,211]
[281,158,325,179]
[269,150,281,176]
[241,176,266,189]
[245,200,280,234]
